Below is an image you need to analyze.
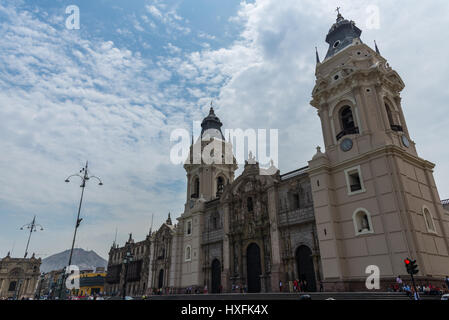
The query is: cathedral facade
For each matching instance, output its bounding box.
[0,253,41,299]
[105,13,449,296]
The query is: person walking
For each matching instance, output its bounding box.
[396,275,403,288]
[279,280,283,292]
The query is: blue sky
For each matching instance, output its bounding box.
[1,0,449,260]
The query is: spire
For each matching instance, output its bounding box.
[166,212,172,225]
[201,102,224,140]
[374,40,380,54]
[113,227,118,247]
[324,9,362,60]
[149,213,154,235]
[315,47,321,64]
[128,233,133,243]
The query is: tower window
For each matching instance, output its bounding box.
[293,193,300,209]
[216,176,224,197]
[337,106,359,140]
[353,209,374,236]
[247,197,254,212]
[192,177,200,198]
[349,172,361,192]
[186,220,192,235]
[423,207,437,234]
[341,106,355,130]
[344,166,366,195]
[386,103,394,126]
[385,103,403,132]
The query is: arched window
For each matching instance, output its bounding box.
[186,219,192,235]
[247,197,254,212]
[353,208,374,236]
[185,246,192,261]
[385,104,394,127]
[423,207,437,233]
[216,176,224,197]
[192,177,200,198]
[337,105,359,140]
[8,281,17,292]
[293,193,300,209]
[385,102,403,132]
[340,106,355,131]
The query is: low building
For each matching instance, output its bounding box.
[74,271,106,296]
[0,252,41,299]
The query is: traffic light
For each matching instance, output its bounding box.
[404,258,419,275]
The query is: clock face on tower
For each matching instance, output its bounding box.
[340,138,353,152]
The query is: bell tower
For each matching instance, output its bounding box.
[309,11,449,291]
[184,106,237,205]
[174,106,237,291]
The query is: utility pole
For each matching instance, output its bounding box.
[59,161,103,299]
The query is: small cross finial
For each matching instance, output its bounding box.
[209,100,215,114]
[336,7,341,15]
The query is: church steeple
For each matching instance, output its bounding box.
[324,8,362,60]
[166,212,172,225]
[201,103,224,140]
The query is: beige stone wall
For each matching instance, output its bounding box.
[0,256,41,299]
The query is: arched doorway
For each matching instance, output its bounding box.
[158,269,164,289]
[246,243,262,293]
[211,259,221,293]
[295,245,316,292]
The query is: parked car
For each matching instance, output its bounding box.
[441,294,449,301]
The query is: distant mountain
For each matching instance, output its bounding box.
[40,248,107,273]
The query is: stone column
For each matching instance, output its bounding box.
[267,185,281,292]
[222,203,231,292]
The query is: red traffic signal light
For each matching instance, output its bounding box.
[404,258,419,275]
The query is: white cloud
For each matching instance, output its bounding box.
[0,3,190,258]
[146,5,162,19]
[167,0,449,194]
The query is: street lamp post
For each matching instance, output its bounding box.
[59,161,103,299]
[20,215,44,258]
[122,249,134,300]
[15,216,44,299]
